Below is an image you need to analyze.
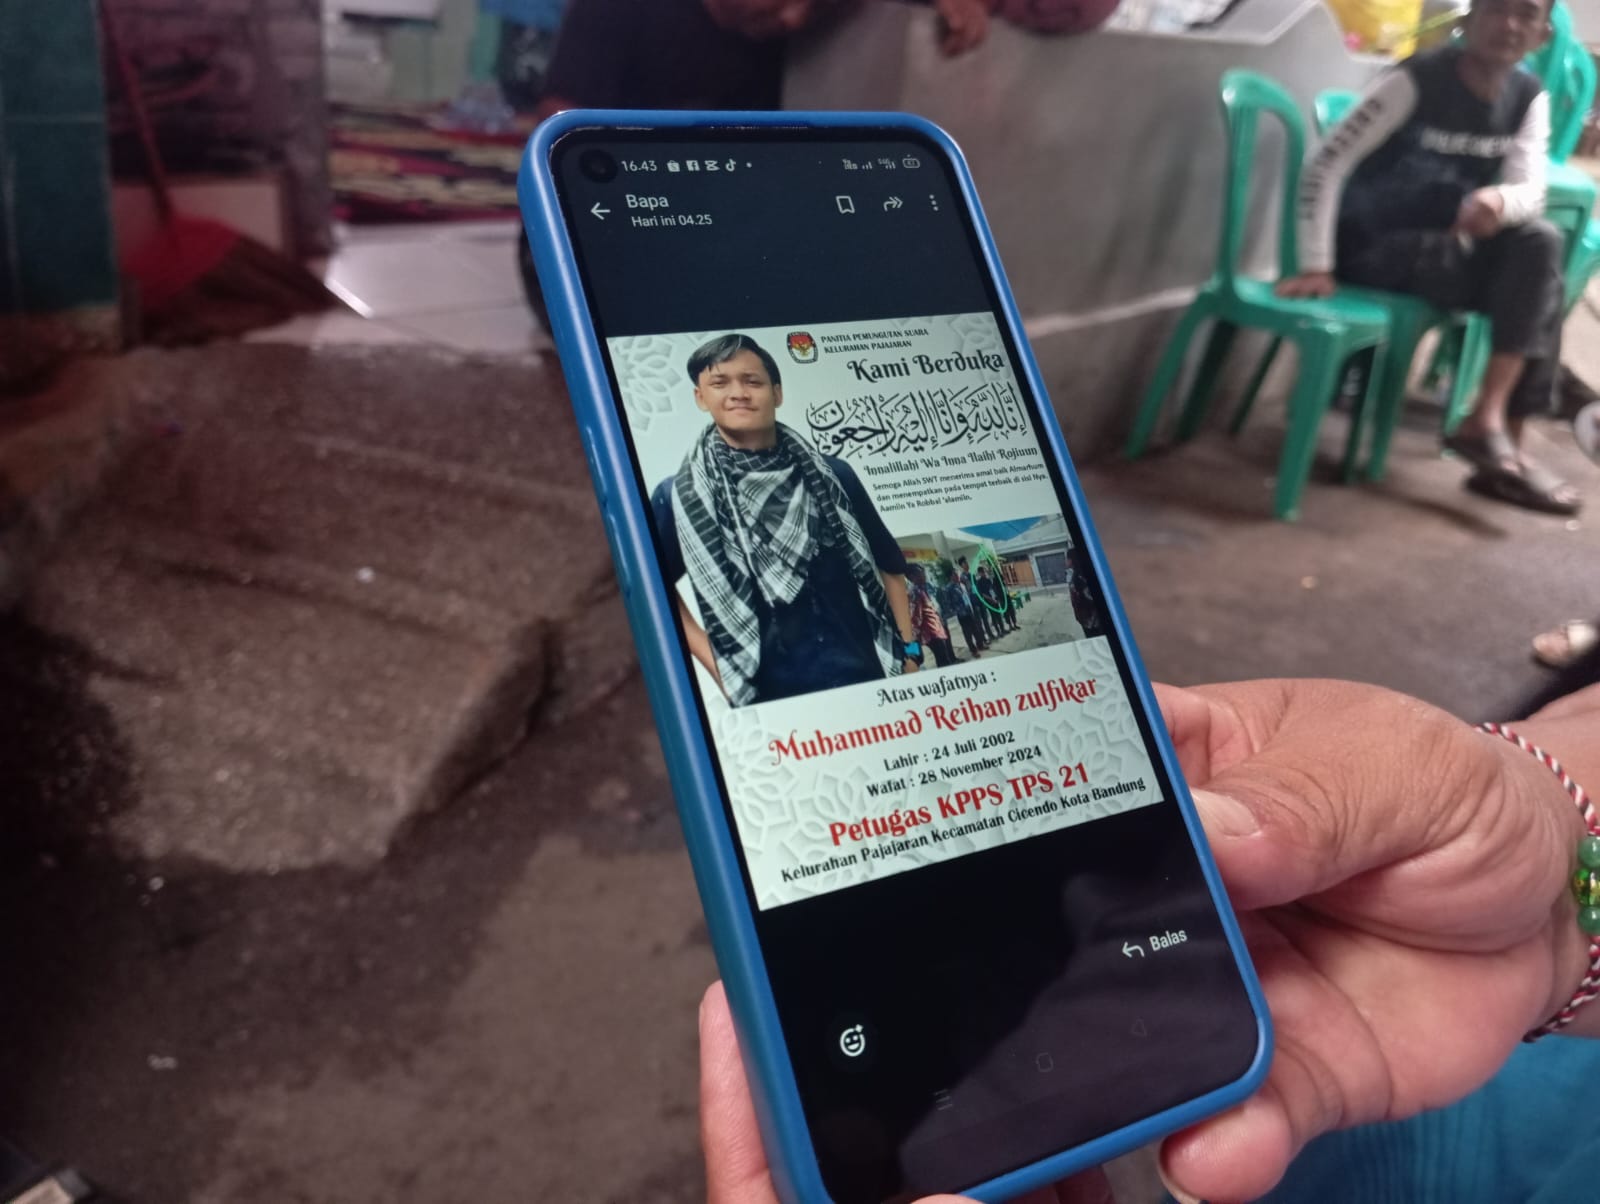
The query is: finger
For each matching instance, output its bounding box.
[1160,1085,1294,1204]
[967,5,989,47]
[701,982,782,1204]
[1183,680,1494,912]
[919,1169,1112,1204]
[1153,682,1258,786]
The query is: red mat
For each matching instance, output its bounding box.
[330,103,534,224]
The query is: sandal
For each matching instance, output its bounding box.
[1465,462,1583,515]
[1532,620,1599,668]
[1443,427,1519,474]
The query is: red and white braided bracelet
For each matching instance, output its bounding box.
[1478,721,1600,1039]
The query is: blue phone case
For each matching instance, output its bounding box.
[519,109,1272,1204]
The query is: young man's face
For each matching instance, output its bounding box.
[1463,0,1550,67]
[695,349,782,441]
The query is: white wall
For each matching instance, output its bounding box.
[786,0,1384,456]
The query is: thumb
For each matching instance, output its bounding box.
[701,983,782,1204]
[1189,700,1486,912]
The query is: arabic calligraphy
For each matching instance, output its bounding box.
[805,383,1027,459]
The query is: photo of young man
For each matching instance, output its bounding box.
[649,333,921,707]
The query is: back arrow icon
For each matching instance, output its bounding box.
[591,202,611,220]
[1122,941,1145,958]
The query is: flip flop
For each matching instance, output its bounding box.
[1532,619,1599,668]
[1464,462,1583,516]
[1575,401,1600,465]
[1443,427,1519,474]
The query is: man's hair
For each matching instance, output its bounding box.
[958,556,970,566]
[687,333,782,387]
[906,563,927,582]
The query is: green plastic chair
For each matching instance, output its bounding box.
[1312,89,1354,136]
[1525,0,1573,81]
[1571,222,1600,311]
[1547,19,1594,163]
[1542,29,1598,311]
[1538,1,1597,280]
[1126,70,1391,521]
[1305,89,1492,477]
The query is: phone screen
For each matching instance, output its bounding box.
[548,126,1260,1202]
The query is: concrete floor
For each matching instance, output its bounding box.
[1,319,1597,1203]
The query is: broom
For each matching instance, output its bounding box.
[102,5,341,345]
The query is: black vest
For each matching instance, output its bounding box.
[1339,46,1542,253]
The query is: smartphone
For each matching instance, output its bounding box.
[519,111,1270,1204]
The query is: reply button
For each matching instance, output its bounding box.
[1122,929,1188,959]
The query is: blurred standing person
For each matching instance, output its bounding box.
[957,556,1001,644]
[906,564,957,666]
[533,0,852,119]
[1067,547,1103,638]
[520,0,850,323]
[938,563,984,658]
[977,563,1017,634]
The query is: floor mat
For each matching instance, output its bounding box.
[330,102,533,223]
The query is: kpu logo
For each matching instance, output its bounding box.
[787,331,818,364]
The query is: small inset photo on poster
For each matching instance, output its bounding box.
[895,515,1104,668]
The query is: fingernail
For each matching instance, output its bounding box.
[1193,788,1259,838]
[1158,1166,1205,1204]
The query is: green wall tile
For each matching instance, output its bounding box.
[6,119,118,311]
[0,0,107,119]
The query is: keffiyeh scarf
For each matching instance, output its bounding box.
[672,424,899,705]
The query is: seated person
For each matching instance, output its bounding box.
[1279,0,1579,515]
[650,334,921,706]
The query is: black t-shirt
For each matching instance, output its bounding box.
[652,456,908,703]
[545,0,784,110]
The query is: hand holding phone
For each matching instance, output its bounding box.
[521,111,1270,1203]
[700,979,1118,1204]
[699,676,1599,1203]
